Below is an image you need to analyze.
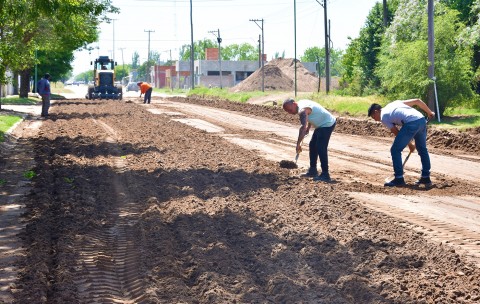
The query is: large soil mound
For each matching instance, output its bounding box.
[231,58,320,92]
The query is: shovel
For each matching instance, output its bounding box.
[385,150,412,183]
[295,137,306,164]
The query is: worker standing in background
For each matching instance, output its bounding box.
[37,73,52,118]
[137,82,153,104]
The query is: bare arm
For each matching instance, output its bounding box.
[296,108,311,153]
[403,98,435,120]
[390,126,416,152]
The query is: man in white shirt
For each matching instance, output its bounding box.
[283,98,336,182]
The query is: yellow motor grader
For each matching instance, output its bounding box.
[86,56,123,100]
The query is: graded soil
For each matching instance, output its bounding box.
[0,95,479,303]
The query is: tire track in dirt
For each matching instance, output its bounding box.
[0,118,42,303]
[72,118,149,303]
[350,192,480,267]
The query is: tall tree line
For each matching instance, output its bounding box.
[341,0,480,114]
[0,0,118,97]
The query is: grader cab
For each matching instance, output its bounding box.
[86,56,122,100]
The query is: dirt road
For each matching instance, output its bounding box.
[1,95,479,303]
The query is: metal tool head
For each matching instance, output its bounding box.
[295,153,299,163]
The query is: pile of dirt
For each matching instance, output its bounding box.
[231,58,320,92]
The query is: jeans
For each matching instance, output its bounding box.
[309,122,336,174]
[391,118,430,178]
[144,88,152,103]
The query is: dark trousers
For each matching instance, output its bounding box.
[41,94,50,116]
[309,122,336,174]
[144,88,152,103]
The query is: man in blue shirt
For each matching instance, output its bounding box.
[368,98,435,187]
[283,98,336,182]
[37,73,51,117]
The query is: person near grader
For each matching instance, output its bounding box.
[283,98,336,182]
[368,98,436,187]
[137,81,153,104]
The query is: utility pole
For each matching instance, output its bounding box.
[250,18,264,92]
[258,35,261,69]
[209,29,223,89]
[112,19,117,62]
[144,29,155,82]
[119,47,126,83]
[316,0,330,94]
[294,0,297,97]
[427,0,438,118]
[190,0,195,89]
[383,0,388,27]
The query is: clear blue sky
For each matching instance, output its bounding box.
[72,0,381,75]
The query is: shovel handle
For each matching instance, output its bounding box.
[402,151,412,168]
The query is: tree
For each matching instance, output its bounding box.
[132,52,140,69]
[36,49,75,83]
[455,0,480,94]
[340,1,397,95]
[301,46,343,77]
[149,51,161,64]
[179,40,277,61]
[377,1,474,114]
[75,70,92,83]
[136,61,151,82]
[273,51,285,59]
[0,0,118,97]
[222,43,258,60]
[179,39,217,60]
[115,64,130,82]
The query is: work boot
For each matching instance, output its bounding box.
[384,177,406,187]
[313,172,331,182]
[300,169,318,178]
[415,177,432,187]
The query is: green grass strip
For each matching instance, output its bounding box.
[0,114,22,142]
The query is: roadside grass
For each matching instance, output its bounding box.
[51,82,74,94]
[301,92,387,117]
[188,87,269,103]
[430,107,480,130]
[183,88,480,130]
[0,114,22,142]
[154,87,189,95]
[0,96,39,105]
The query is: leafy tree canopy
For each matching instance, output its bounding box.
[300,46,344,77]
[377,1,475,113]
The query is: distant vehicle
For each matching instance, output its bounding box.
[86,55,122,100]
[125,82,139,92]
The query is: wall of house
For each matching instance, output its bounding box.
[198,74,234,88]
